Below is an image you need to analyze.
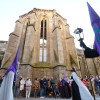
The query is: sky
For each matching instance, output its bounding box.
[0,0,100,48]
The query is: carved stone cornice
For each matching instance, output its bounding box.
[52,26,61,32]
[19,8,66,20]
[33,8,54,12]
[52,13,66,22]
[56,12,66,20]
[9,32,19,37]
[15,20,22,23]
[20,10,33,18]
[28,24,36,31]
[66,35,74,39]
[20,8,54,18]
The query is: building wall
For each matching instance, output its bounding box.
[77,49,100,77]
[18,64,69,84]
[1,8,78,81]
[0,41,7,67]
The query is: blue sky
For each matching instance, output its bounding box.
[0,0,100,48]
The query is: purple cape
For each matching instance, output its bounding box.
[5,46,19,81]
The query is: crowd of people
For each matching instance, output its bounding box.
[12,75,72,99]
[0,73,100,99]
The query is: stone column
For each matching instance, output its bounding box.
[52,27,58,65]
[65,25,77,70]
[56,28,64,64]
[22,25,35,64]
[47,18,54,65]
[1,20,23,69]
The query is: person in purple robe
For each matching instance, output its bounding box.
[61,71,71,98]
[0,47,19,100]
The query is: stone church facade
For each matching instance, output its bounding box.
[1,8,100,82]
[1,8,78,82]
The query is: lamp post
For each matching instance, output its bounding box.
[74,28,84,41]
[74,28,84,77]
[74,28,95,100]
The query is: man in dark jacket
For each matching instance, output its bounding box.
[50,77,55,89]
[40,78,45,98]
[43,76,49,97]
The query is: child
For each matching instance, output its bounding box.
[54,84,59,98]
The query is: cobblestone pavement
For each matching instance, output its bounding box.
[14,95,100,100]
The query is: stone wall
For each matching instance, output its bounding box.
[0,41,7,52]
[1,8,80,79]
[18,64,53,83]
[1,21,23,69]
[53,65,66,82]
[18,64,81,83]
[0,41,7,67]
[77,49,100,77]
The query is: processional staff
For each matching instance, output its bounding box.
[74,28,96,100]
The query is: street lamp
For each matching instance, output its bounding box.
[74,28,84,41]
[74,28,84,77]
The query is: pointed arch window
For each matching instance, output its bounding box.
[39,19,47,62]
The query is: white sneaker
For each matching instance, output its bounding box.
[40,97,44,98]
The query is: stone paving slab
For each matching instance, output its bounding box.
[14,97,100,100]
[14,98,71,100]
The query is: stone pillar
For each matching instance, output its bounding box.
[78,56,87,77]
[1,21,23,69]
[65,35,77,69]
[52,15,58,65]
[48,18,54,65]
[56,28,64,64]
[94,57,100,75]
[22,25,35,64]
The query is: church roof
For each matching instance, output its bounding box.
[20,8,66,21]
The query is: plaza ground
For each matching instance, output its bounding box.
[14,95,100,100]
[15,98,71,100]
